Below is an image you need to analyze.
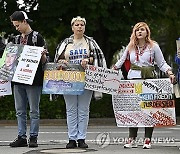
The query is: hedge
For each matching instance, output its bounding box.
[0,93,114,120]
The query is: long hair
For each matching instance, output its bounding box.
[127,22,155,51]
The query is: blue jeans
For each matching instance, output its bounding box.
[64,89,93,140]
[13,85,42,138]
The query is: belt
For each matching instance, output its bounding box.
[130,64,156,79]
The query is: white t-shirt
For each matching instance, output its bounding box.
[64,37,90,64]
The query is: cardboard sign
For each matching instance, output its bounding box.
[112,79,175,127]
[0,43,43,85]
[42,63,85,95]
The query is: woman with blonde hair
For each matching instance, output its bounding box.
[54,16,106,149]
[113,22,175,149]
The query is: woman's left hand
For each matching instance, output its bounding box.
[41,49,47,64]
[81,59,89,68]
[169,74,176,84]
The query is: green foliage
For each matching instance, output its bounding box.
[39,95,66,119]
[90,94,114,118]
[0,94,114,120]
[1,0,180,119]
[0,95,16,120]
[1,0,180,66]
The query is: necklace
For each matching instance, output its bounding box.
[20,30,33,45]
[135,44,147,61]
[20,35,28,45]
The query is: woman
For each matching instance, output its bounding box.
[54,16,106,149]
[113,22,175,149]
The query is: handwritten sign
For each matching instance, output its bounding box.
[42,63,85,95]
[85,65,175,127]
[85,65,120,94]
[112,79,176,127]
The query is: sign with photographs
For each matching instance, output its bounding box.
[42,63,85,95]
[0,43,43,85]
[0,43,23,81]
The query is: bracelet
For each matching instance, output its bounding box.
[169,73,174,76]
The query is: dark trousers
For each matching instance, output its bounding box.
[129,127,154,140]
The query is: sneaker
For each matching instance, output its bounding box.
[29,136,38,148]
[66,140,77,149]
[143,138,151,149]
[124,138,137,148]
[9,136,28,147]
[77,139,88,148]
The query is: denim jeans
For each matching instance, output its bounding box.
[64,89,93,140]
[13,84,42,138]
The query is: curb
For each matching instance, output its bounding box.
[0,118,116,126]
[0,117,179,126]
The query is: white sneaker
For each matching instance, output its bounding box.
[143,138,151,149]
[124,138,137,148]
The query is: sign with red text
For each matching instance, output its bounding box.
[112,79,175,127]
[85,65,120,94]
[12,45,43,85]
[85,65,175,127]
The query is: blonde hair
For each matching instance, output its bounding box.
[71,16,86,26]
[127,22,155,51]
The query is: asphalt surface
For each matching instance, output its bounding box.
[0,118,180,154]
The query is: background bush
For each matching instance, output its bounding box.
[1,93,179,120]
[0,93,114,120]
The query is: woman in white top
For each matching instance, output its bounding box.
[113,22,175,149]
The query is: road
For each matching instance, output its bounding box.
[0,121,180,154]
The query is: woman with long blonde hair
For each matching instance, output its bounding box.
[113,22,175,149]
[128,22,154,51]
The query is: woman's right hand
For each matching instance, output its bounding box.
[58,59,68,64]
[112,65,118,70]
[57,59,68,70]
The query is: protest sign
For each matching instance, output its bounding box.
[12,45,42,84]
[85,65,120,94]
[0,80,12,96]
[112,79,176,127]
[85,65,175,127]
[0,43,23,81]
[42,63,85,95]
[0,43,42,85]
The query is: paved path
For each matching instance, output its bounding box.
[0,121,180,154]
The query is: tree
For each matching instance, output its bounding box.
[1,0,180,119]
[0,0,19,35]
[36,0,180,66]
[1,0,180,67]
